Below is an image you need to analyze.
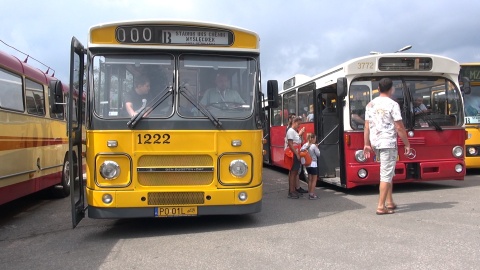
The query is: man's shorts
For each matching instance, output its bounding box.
[375,148,397,183]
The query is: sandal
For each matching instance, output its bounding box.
[386,203,397,210]
[376,207,394,215]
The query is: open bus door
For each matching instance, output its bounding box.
[69,37,85,228]
[263,80,279,163]
[314,78,345,187]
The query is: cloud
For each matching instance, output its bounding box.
[0,0,479,86]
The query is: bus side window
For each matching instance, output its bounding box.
[26,96,37,114]
[0,68,24,111]
[33,93,45,115]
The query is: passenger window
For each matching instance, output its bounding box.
[0,68,24,111]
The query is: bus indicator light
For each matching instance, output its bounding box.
[232,140,242,147]
[345,134,351,146]
[107,140,118,147]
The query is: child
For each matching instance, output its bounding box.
[301,133,321,199]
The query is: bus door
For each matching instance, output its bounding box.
[315,86,342,186]
[69,37,86,228]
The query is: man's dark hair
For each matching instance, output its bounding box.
[135,75,150,88]
[379,78,393,93]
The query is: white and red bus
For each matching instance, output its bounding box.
[0,47,75,204]
[264,53,466,188]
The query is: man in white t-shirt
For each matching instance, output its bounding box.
[363,78,411,215]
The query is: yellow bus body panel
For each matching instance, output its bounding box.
[465,126,480,168]
[85,129,263,209]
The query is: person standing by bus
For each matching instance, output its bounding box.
[363,78,411,215]
[125,75,153,117]
[285,116,305,198]
[286,113,308,194]
[301,133,320,199]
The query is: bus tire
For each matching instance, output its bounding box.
[51,154,72,198]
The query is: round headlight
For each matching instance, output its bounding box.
[358,168,367,178]
[355,150,367,163]
[229,160,248,178]
[452,146,464,158]
[467,147,478,156]
[102,193,113,204]
[455,164,463,173]
[99,160,120,180]
[238,192,248,201]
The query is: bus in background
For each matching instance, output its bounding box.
[265,53,466,188]
[59,20,273,227]
[460,63,480,168]
[0,47,73,205]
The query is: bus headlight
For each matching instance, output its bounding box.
[355,150,367,163]
[99,161,120,180]
[102,193,113,204]
[455,164,463,173]
[230,160,248,178]
[358,168,367,178]
[452,146,463,158]
[467,146,478,156]
[238,192,248,201]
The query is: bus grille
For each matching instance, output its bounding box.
[137,155,213,186]
[138,172,213,186]
[148,192,205,205]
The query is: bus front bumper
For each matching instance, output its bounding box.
[86,184,262,219]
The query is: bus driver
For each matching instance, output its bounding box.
[200,72,245,106]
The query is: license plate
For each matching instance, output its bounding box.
[374,155,399,162]
[155,206,198,217]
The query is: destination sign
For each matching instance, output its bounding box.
[115,25,233,46]
[465,116,480,124]
[461,66,480,82]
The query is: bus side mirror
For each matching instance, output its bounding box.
[337,77,347,98]
[267,80,279,108]
[461,76,471,95]
[49,80,65,114]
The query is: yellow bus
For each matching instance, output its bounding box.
[58,20,275,227]
[0,47,73,205]
[461,63,480,168]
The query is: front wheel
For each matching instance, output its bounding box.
[50,155,71,198]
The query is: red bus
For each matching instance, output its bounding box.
[0,46,75,204]
[264,53,467,188]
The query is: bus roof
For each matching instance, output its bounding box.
[282,53,460,92]
[87,19,260,52]
[0,49,58,85]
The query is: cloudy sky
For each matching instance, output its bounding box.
[1,0,479,89]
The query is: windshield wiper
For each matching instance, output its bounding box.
[179,84,222,128]
[417,112,443,131]
[127,85,173,129]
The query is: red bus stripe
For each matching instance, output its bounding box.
[0,136,68,151]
